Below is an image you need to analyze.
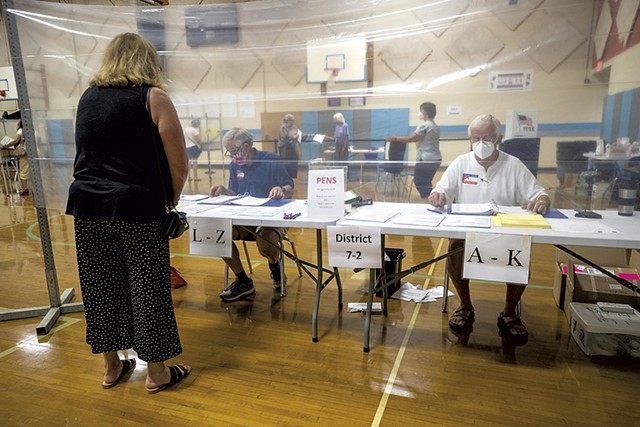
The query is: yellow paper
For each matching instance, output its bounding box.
[492,213,551,229]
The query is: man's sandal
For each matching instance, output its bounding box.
[448,307,475,334]
[497,312,529,346]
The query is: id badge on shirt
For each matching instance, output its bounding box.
[462,173,479,185]
[236,171,245,180]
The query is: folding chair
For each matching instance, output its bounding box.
[375,140,408,196]
[0,149,19,195]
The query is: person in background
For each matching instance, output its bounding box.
[2,120,30,195]
[66,33,191,393]
[386,102,441,199]
[278,113,311,180]
[184,118,203,182]
[210,127,294,302]
[329,112,350,161]
[428,114,551,346]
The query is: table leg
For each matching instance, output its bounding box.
[334,266,343,310]
[312,229,323,342]
[364,267,375,352]
[364,236,387,352]
[441,257,450,313]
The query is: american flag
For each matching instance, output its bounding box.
[517,114,532,126]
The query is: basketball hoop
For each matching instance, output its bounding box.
[326,68,340,86]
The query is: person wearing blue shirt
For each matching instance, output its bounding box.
[210,128,294,302]
[330,112,350,162]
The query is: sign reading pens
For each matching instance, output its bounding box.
[327,225,381,268]
[188,216,233,258]
[307,168,345,219]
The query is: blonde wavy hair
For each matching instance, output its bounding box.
[89,33,167,91]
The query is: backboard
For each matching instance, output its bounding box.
[306,37,367,84]
[0,66,19,101]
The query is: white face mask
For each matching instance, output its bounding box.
[418,112,424,120]
[472,140,496,160]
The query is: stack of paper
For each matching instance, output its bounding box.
[448,202,497,216]
[343,209,399,223]
[441,215,491,228]
[492,213,551,229]
[391,213,444,227]
[0,135,12,147]
[199,194,273,206]
[180,194,209,202]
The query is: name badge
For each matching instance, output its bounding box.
[462,173,479,185]
[236,171,245,180]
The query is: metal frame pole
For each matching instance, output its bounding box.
[0,0,83,334]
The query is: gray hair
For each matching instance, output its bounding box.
[333,112,345,123]
[223,127,253,148]
[282,113,295,124]
[468,114,502,137]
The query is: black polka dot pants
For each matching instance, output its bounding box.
[73,217,183,363]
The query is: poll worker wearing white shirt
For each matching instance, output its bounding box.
[184,118,202,182]
[427,114,551,346]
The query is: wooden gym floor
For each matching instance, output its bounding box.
[0,168,638,426]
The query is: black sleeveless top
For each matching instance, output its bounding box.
[66,85,171,221]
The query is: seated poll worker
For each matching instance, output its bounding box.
[427,114,551,346]
[209,128,294,302]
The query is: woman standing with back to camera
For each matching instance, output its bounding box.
[66,33,191,393]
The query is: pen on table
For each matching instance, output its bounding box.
[427,208,443,214]
[284,212,301,220]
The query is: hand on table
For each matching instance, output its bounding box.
[210,185,231,197]
[524,195,551,215]
[427,191,447,208]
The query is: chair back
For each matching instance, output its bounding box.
[556,140,596,170]
[500,138,540,177]
[384,140,406,174]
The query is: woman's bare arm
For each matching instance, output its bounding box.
[149,87,188,205]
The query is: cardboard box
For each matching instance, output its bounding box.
[553,262,567,308]
[571,267,640,309]
[563,265,640,322]
[553,246,636,309]
[569,302,640,357]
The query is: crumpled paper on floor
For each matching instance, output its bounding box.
[390,282,454,303]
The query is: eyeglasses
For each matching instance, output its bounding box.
[469,135,499,144]
[223,145,242,158]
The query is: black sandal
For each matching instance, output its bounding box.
[101,358,136,389]
[146,364,192,394]
[497,312,528,346]
[448,307,475,334]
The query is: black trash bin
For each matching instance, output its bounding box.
[375,248,406,297]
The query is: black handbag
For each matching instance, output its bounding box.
[147,86,189,239]
[161,209,189,239]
